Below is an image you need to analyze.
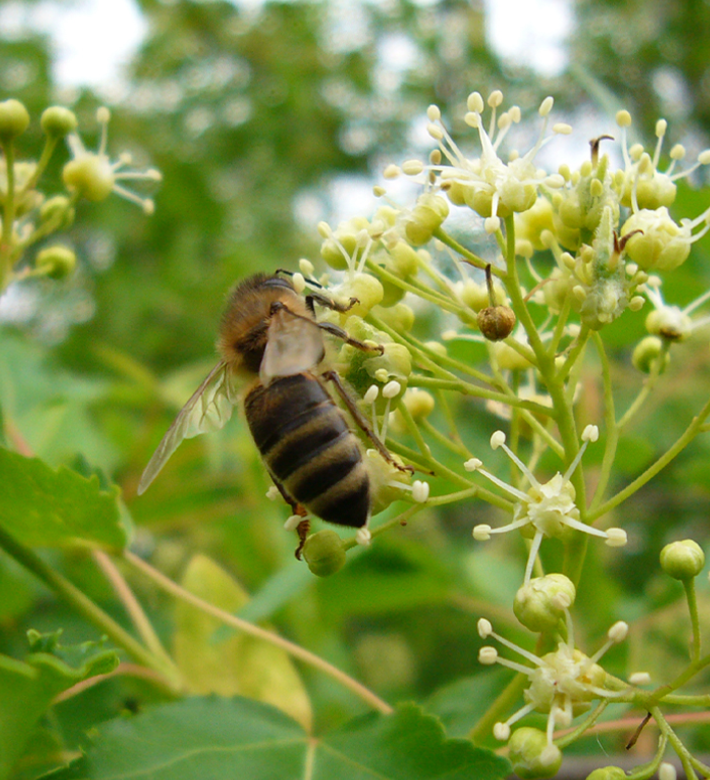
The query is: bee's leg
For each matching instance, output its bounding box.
[316,321,385,355]
[305,290,359,315]
[322,369,413,474]
[294,519,310,560]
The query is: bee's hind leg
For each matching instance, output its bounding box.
[322,369,413,475]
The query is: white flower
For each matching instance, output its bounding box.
[62,107,161,214]
[471,427,626,582]
[477,613,628,748]
[419,91,566,232]
[641,275,710,341]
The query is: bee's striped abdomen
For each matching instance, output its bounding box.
[244,374,370,528]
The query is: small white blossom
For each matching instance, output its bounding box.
[479,611,628,749]
[471,429,626,582]
[641,275,710,341]
[63,107,161,213]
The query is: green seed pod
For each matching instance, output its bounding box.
[41,106,78,138]
[36,246,77,280]
[660,539,705,580]
[514,574,576,632]
[302,530,347,577]
[508,727,562,780]
[0,99,30,141]
[63,155,115,201]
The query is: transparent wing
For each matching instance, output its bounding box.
[138,361,236,495]
[259,308,324,384]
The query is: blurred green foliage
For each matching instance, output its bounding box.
[1,1,710,777]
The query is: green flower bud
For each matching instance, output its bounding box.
[458,279,489,312]
[363,342,412,385]
[337,273,383,318]
[378,277,406,307]
[585,768,626,780]
[302,530,346,577]
[63,154,115,202]
[402,388,434,419]
[371,302,415,332]
[632,336,669,373]
[388,241,419,278]
[36,245,77,279]
[508,728,562,780]
[0,99,30,141]
[620,170,677,211]
[514,574,576,632]
[41,106,78,138]
[660,539,705,580]
[40,195,75,230]
[621,208,691,272]
[466,187,512,220]
[515,196,555,251]
[405,193,449,245]
[491,339,532,371]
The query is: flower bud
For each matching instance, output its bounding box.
[302,530,347,577]
[388,241,419,278]
[514,574,576,632]
[515,197,555,251]
[477,305,516,341]
[585,767,626,780]
[371,302,415,332]
[645,306,691,342]
[337,273,383,318]
[405,193,449,245]
[40,195,75,230]
[402,388,434,419]
[35,246,77,279]
[491,339,532,370]
[621,208,691,272]
[632,336,668,373]
[0,99,30,141]
[660,539,705,580]
[508,727,562,779]
[41,106,78,138]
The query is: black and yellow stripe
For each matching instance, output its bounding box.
[244,373,370,528]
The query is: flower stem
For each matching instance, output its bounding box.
[124,550,393,715]
[683,578,701,663]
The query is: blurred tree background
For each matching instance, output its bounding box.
[2,0,710,776]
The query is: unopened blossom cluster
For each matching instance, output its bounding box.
[0,98,160,293]
[305,88,710,778]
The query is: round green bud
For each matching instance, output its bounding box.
[388,241,419,278]
[302,530,346,577]
[465,187,511,220]
[402,388,434,419]
[404,194,449,245]
[491,340,532,371]
[0,99,30,141]
[363,341,412,384]
[508,728,562,780]
[514,574,576,632]
[621,208,690,272]
[371,302,414,332]
[378,277,406,307]
[320,237,351,270]
[41,106,78,138]
[40,195,75,230]
[514,197,555,250]
[632,336,668,373]
[585,768,626,780]
[36,245,77,280]
[340,273,384,318]
[660,539,705,580]
[477,305,516,341]
[645,306,691,342]
[63,154,114,201]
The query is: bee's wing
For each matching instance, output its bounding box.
[259,307,324,384]
[138,361,236,495]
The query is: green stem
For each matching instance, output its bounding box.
[124,551,394,715]
[468,672,528,744]
[395,396,433,459]
[589,394,710,522]
[22,136,58,192]
[683,578,701,663]
[420,418,472,459]
[433,227,490,272]
[617,342,669,431]
[650,706,698,780]
[1,140,17,288]
[0,524,181,691]
[589,332,618,513]
[554,700,608,749]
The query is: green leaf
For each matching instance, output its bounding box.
[0,636,119,780]
[47,698,511,780]
[173,554,312,729]
[0,448,129,550]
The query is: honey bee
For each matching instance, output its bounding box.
[138,272,408,551]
